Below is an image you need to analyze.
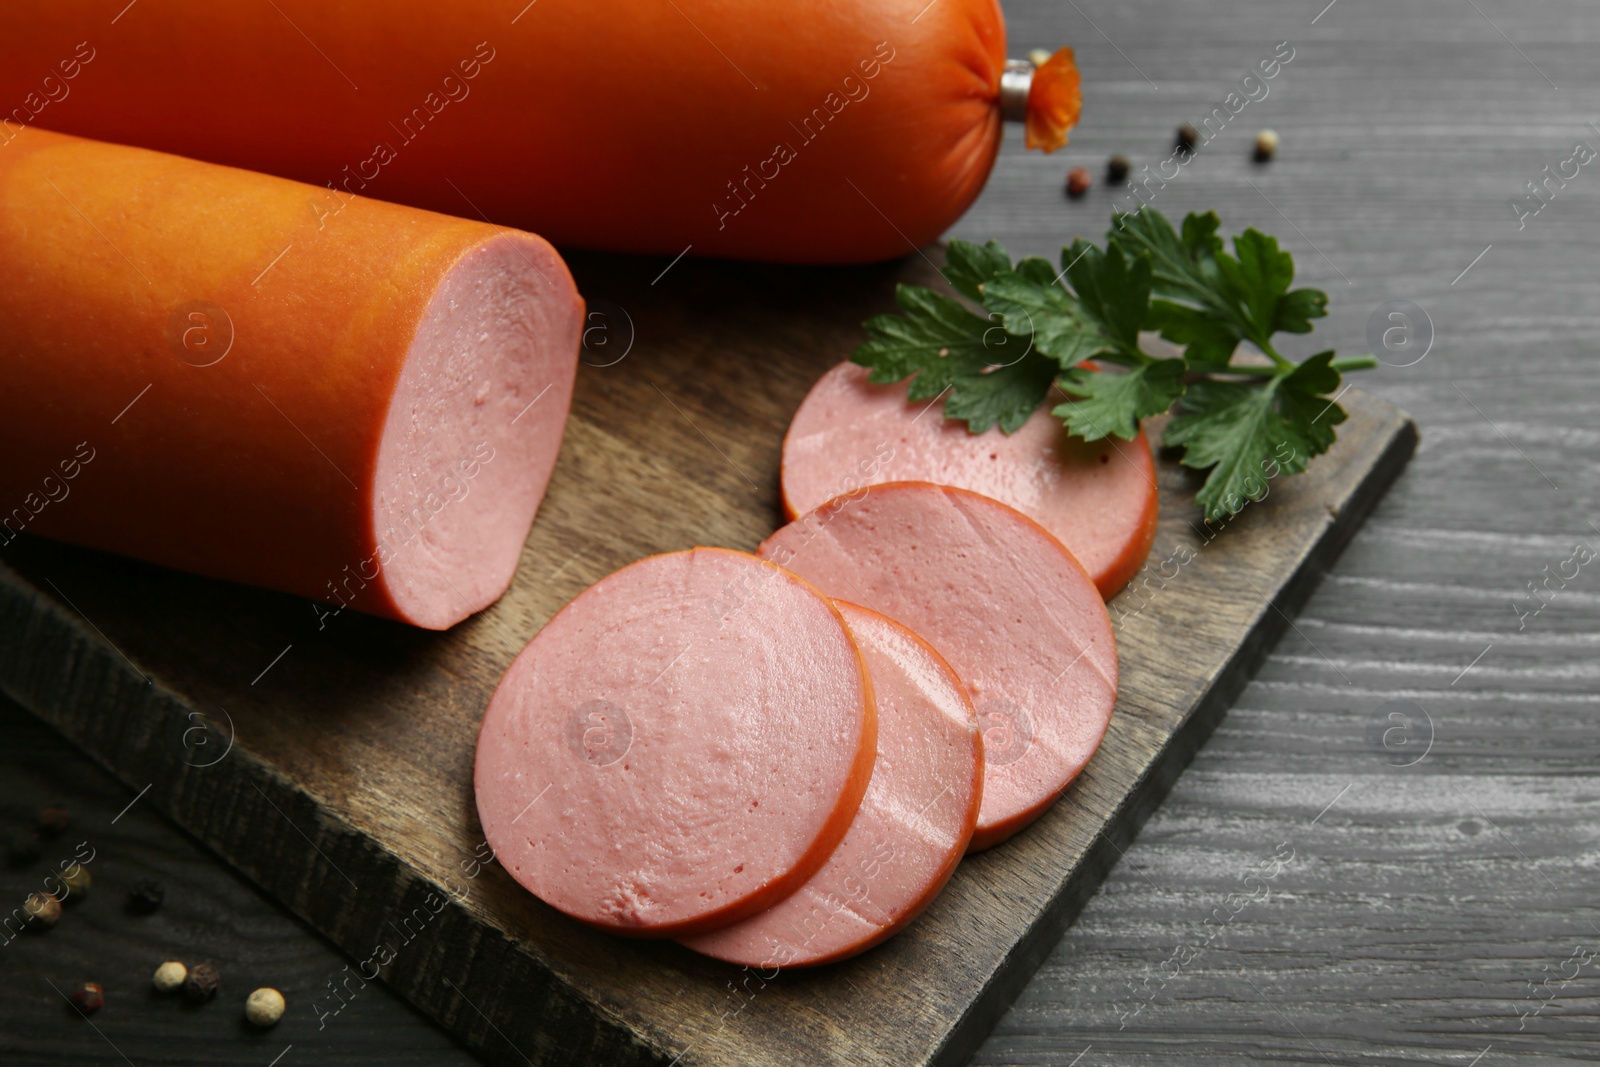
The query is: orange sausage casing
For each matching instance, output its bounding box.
[0,2,1078,264]
[0,124,582,629]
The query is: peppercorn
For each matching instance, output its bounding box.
[183,962,220,1004]
[153,961,187,993]
[55,863,91,903]
[128,879,164,913]
[1065,167,1091,199]
[1176,123,1199,154]
[1106,154,1130,184]
[1254,129,1280,162]
[245,987,286,1028]
[5,832,43,866]
[23,891,61,930]
[69,981,105,1014]
[38,806,70,838]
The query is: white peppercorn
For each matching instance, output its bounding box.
[1254,129,1280,162]
[245,986,286,1027]
[153,960,187,993]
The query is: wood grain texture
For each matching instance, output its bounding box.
[0,695,481,1067]
[0,217,1415,1067]
[956,1,1600,1064]
[6,0,1600,1061]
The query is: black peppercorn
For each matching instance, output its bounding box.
[1106,153,1130,183]
[183,962,221,1004]
[1065,167,1091,199]
[1176,123,1199,154]
[128,880,165,914]
[70,982,105,1014]
[38,806,70,838]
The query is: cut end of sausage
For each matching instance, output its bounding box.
[474,547,878,938]
[370,234,582,629]
[780,362,1158,599]
[680,601,981,969]
[759,482,1117,851]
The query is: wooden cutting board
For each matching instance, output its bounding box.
[0,248,1415,1067]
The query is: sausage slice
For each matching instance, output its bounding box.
[780,362,1159,598]
[680,601,982,968]
[760,483,1116,851]
[474,548,877,938]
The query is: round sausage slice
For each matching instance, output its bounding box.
[474,547,877,938]
[759,483,1116,851]
[780,361,1159,598]
[680,601,982,968]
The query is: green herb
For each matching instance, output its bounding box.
[850,208,1378,521]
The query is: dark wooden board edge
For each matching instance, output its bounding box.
[0,411,1418,1067]
[0,586,664,1066]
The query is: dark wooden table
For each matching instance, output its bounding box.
[5,0,1598,1063]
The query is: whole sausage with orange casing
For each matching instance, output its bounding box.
[0,2,1080,264]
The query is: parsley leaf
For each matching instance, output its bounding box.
[1054,359,1188,442]
[980,260,1109,367]
[1059,239,1151,360]
[980,240,1155,372]
[852,284,997,399]
[1164,352,1346,519]
[945,350,1063,434]
[851,283,1058,433]
[1111,209,1329,365]
[1144,301,1239,367]
[1217,228,1328,340]
[1110,208,1227,315]
[848,211,1374,523]
[942,239,1014,303]
[1275,349,1347,457]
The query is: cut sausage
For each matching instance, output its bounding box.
[474,548,877,938]
[780,361,1159,598]
[0,4,1079,264]
[759,483,1116,851]
[680,601,981,968]
[0,123,581,629]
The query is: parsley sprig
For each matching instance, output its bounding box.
[851,208,1378,521]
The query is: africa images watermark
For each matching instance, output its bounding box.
[0,441,97,548]
[1113,442,1303,630]
[2,841,97,947]
[312,839,497,1030]
[311,439,498,630]
[1511,540,1593,631]
[1509,130,1598,231]
[301,42,499,236]
[0,40,97,147]
[1111,40,1296,222]
[711,41,898,231]
[663,820,926,1065]
[710,438,896,626]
